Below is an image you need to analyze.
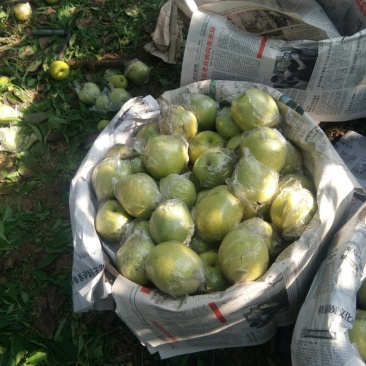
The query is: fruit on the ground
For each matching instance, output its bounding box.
[135,120,161,148]
[149,199,194,245]
[95,199,133,242]
[160,105,198,142]
[115,173,162,219]
[186,94,218,131]
[115,231,155,285]
[109,74,128,89]
[97,119,109,131]
[78,82,101,105]
[109,88,132,109]
[215,106,243,140]
[0,76,10,86]
[239,126,287,172]
[49,60,70,80]
[0,104,20,124]
[231,88,280,131]
[145,241,205,297]
[348,310,366,361]
[357,279,366,310]
[218,228,269,283]
[95,95,111,112]
[143,134,188,179]
[282,139,303,175]
[188,130,225,164]
[91,157,132,202]
[227,147,279,205]
[13,3,32,21]
[200,251,230,292]
[159,173,197,209]
[192,147,237,189]
[270,185,317,240]
[194,185,243,244]
[124,59,150,85]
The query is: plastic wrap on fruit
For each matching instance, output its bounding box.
[183,93,218,131]
[235,217,284,258]
[193,185,244,244]
[0,103,21,124]
[215,106,242,140]
[278,173,315,195]
[218,227,270,284]
[159,173,197,209]
[115,230,156,286]
[188,234,217,254]
[104,143,140,160]
[117,217,152,244]
[149,199,195,245]
[226,147,279,210]
[192,147,238,189]
[144,241,206,297]
[143,134,189,180]
[281,139,304,175]
[91,156,133,203]
[124,59,151,86]
[76,82,101,105]
[94,199,133,243]
[108,87,132,111]
[133,120,161,151]
[0,126,37,152]
[159,103,198,142]
[270,184,317,241]
[239,126,288,173]
[230,88,280,131]
[114,172,162,219]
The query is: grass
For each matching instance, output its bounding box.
[0,0,365,365]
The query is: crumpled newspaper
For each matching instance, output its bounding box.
[144,0,185,64]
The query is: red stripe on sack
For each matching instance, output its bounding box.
[257,38,268,58]
[208,302,227,323]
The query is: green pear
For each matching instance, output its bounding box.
[95,199,133,243]
[194,185,244,244]
[188,131,225,164]
[145,241,205,297]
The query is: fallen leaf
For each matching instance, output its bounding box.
[24,111,49,125]
[26,60,43,73]
[39,36,50,49]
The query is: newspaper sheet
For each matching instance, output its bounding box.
[70,80,364,358]
[145,0,366,122]
[291,200,366,366]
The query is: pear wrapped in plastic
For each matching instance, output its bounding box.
[239,126,288,172]
[115,230,155,286]
[95,199,133,243]
[145,241,205,297]
[270,184,317,240]
[115,173,162,219]
[149,199,194,245]
[193,185,244,244]
[231,88,280,131]
[159,104,198,142]
[91,156,132,203]
[159,173,197,209]
[192,147,237,189]
[218,227,269,284]
[226,147,279,210]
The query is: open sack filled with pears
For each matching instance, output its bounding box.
[70,80,361,358]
